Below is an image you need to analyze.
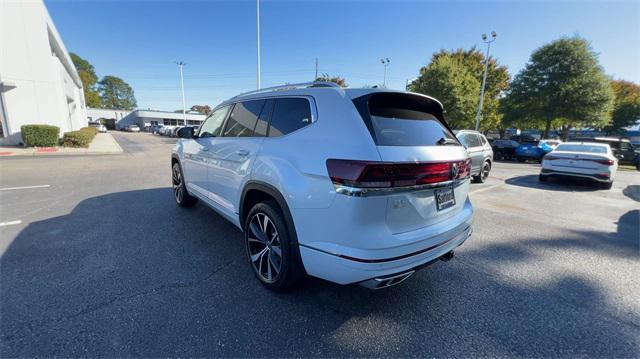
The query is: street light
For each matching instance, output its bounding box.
[176,61,187,126]
[256,0,261,89]
[474,31,496,131]
[380,58,390,87]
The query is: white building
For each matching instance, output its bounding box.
[117,110,207,130]
[0,0,87,145]
[86,108,132,129]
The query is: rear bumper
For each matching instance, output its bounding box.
[540,168,612,183]
[298,200,474,285]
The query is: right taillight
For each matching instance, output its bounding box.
[593,158,614,166]
[326,158,471,189]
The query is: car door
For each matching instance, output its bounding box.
[619,142,635,165]
[461,133,483,174]
[182,105,230,198]
[206,99,269,215]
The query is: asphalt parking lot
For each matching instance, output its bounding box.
[1,132,639,357]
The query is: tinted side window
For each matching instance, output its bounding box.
[470,134,482,147]
[223,100,266,137]
[268,98,312,137]
[480,135,488,145]
[199,106,230,138]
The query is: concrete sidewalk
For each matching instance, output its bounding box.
[0,133,123,157]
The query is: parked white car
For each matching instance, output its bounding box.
[126,125,140,132]
[540,142,618,189]
[171,82,473,290]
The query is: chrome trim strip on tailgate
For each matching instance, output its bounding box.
[333,178,469,197]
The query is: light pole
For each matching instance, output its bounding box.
[474,31,496,131]
[380,58,390,87]
[256,0,261,89]
[176,61,187,125]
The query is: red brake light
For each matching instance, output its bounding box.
[326,159,471,188]
[594,159,614,166]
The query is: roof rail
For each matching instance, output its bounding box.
[231,81,342,99]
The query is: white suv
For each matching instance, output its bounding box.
[171,82,474,290]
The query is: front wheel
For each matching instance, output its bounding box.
[172,162,197,207]
[245,200,302,291]
[539,174,548,182]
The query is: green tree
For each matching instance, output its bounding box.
[70,53,102,108]
[604,80,640,134]
[190,105,212,115]
[98,76,137,110]
[316,73,348,88]
[501,37,614,139]
[409,48,509,131]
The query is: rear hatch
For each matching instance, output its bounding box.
[545,151,614,170]
[346,91,471,234]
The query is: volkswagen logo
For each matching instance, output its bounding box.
[450,163,460,178]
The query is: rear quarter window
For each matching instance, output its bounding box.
[268,98,312,137]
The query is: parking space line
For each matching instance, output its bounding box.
[0,185,51,191]
[0,220,22,227]
[469,183,502,194]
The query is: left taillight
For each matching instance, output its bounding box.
[326,158,471,189]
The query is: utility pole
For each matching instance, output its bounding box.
[315,58,319,80]
[176,61,187,126]
[256,0,261,89]
[380,58,390,87]
[474,31,497,131]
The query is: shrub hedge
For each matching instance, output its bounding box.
[21,125,60,147]
[63,127,98,148]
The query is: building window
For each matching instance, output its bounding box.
[163,119,177,126]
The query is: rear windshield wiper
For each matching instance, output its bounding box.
[437,137,461,146]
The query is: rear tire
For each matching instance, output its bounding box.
[517,157,526,163]
[172,162,197,207]
[539,174,548,182]
[244,200,303,291]
[473,161,491,183]
[601,182,613,190]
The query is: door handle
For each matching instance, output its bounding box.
[236,149,250,156]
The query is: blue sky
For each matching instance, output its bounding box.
[46,0,639,111]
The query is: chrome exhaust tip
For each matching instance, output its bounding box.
[359,270,415,290]
[440,250,455,262]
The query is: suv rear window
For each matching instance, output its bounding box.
[352,92,458,146]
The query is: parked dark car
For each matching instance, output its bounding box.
[571,137,639,168]
[491,139,520,160]
[510,134,538,143]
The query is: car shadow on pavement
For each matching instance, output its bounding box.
[622,185,640,202]
[1,189,638,357]
[505,174,602,192]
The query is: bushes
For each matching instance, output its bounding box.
[20,124,98,148]
[21,125,60,147]
[63,127,98,148]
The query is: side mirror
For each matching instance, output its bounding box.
[616,154,624,159]
[177,127,195,139]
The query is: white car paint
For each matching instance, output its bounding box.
[541,142,618,185]
[172,83,474,287]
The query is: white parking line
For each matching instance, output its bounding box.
[0,185,50,191]
[0,220,22,227]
